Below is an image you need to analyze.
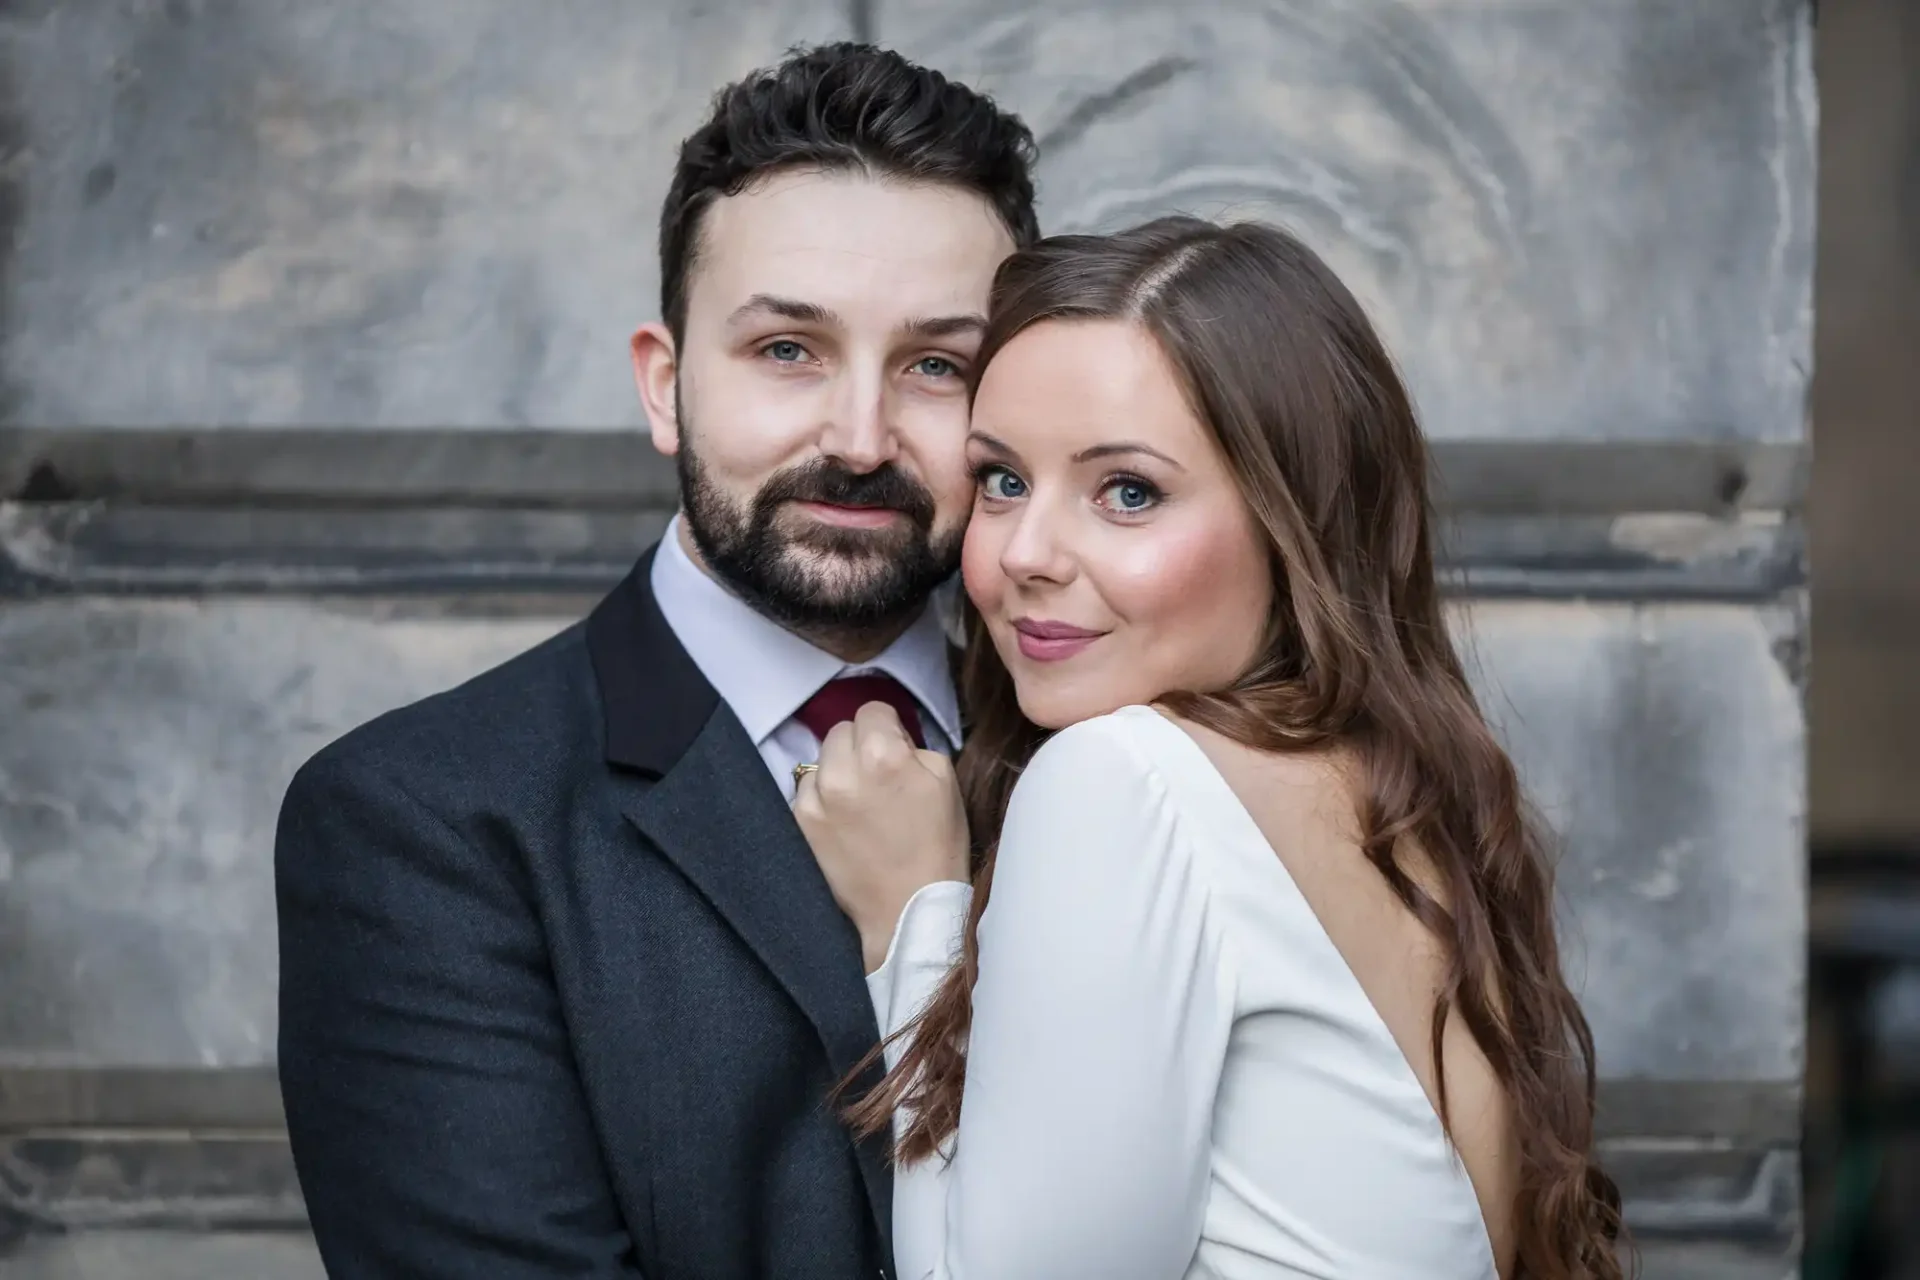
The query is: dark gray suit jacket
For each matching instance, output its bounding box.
[275,546,892,1279]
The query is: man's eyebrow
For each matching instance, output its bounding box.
[726,294,841,327]
[903,313,988,340]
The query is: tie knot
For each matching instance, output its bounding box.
[794,674,926,749]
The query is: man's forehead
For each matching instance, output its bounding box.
[691,169,1014,328]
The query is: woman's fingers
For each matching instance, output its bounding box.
[790,760,822,815]
[809,702,927,816]
[913,746,957,783]
[815,719,860,803]
[851,700,914,763]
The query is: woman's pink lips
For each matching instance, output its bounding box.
[792,500,905,530]
[1011,619,1105,663]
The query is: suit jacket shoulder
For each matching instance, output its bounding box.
[292,616,602,822]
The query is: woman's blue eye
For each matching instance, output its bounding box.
[1104,479,1156,511]
[914,356,959,378]
[980,468,1028,501]
[765,340,806,362]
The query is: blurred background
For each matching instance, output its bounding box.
[1807,0,1920,1277]
[0,1,1905,1277]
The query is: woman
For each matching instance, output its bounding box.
[792,217,1624,1279]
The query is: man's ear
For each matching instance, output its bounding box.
[629,322,680,456]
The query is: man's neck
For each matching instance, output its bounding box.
[675,518,922,665]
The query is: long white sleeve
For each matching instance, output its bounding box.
[880,715,1236,1280]
[866,879,973,1067]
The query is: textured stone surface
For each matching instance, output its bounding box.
[1,1230,327,1280]
[1465,600,1805,1083]
[2,2,1813,444]
[0,0,849,434]
[0,1221,1794,1279]
[0,597,575,1065]
[0,596,1801,1083]
[875,0,1815,443]
[0,1230,1784,1280]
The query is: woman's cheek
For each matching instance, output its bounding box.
[1095,520,1234,624]
[960,518,1006,613]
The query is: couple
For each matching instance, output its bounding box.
[275,42,1622,1280]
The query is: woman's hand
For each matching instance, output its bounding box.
[793,701,970,973]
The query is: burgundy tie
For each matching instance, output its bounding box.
[794,674,927,749]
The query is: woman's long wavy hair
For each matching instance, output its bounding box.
[841,216,1625,1278]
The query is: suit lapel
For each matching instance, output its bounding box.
[620,701,893,1240]
[588,547,897,1244]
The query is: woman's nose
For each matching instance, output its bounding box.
[998,502,1075,586]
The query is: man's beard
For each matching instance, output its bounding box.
[676,423,963,637]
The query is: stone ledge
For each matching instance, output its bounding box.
[0,504,1803,601]
[0,1228,1796,1280]
[0,1126,1796,1245]
[0,429,1808,514]
[0,1066,1800,1146]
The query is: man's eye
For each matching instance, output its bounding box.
[764,340,807,362]
[913,356,960,378]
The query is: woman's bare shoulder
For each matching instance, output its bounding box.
[1146,705,1360,827]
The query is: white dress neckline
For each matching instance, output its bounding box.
[1109,705,1501,1276]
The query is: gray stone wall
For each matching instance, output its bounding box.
[0,3,1811,1276]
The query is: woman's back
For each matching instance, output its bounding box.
[873,706,1511,1278]
[1167,707,1517,1275]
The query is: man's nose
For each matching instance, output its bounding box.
[816,364,897,473]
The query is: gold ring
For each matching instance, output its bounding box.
[791,762,819,787]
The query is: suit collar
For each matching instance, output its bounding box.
[585,545,716,777]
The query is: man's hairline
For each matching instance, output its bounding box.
[670,161,1027,336]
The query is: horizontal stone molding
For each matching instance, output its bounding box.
[0,503,1803,601]
[2,1065,1794,1146]
[0,429,1807,515]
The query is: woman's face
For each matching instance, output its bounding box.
[962,319,1274,730]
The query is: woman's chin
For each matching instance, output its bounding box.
[1012,680,1129,732]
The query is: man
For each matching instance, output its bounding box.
[275,43,1038,1279]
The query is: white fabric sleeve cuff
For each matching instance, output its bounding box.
[864,879,973,1058]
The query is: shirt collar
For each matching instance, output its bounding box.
[650,515,961,748]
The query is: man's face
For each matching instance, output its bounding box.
[651,169,1016,635]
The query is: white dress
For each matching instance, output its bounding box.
[866,705,1499,1280]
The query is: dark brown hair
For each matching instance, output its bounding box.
[659,43,1040,345]
[841,216,1626,1279]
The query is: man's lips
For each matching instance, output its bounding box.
[1010,617,1106,662]
[791,500,907,530]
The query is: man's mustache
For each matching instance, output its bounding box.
[756,459,937,530]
